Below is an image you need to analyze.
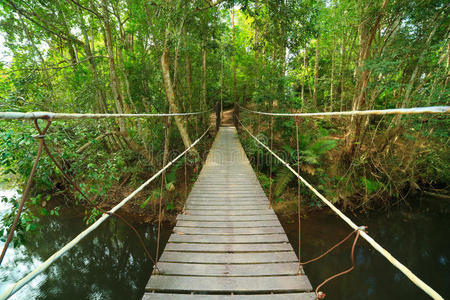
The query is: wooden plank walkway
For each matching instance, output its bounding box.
[143,127,314,299]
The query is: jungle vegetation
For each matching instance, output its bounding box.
[0,0,448,239]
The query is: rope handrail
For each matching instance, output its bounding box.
[0,108,214,120]
[238,104,450,117]
[236,116,444,300]
[0,125,211,300]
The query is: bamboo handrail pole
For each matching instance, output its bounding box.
[237,117,444,300]
[238,105,450,117]
[0,125,211,300]
[0,109,214,120]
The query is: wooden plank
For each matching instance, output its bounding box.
[189,192,266,195]
[143,293,316,300]
[173,226,284,235]
[144,127,312,300]
[190,186,263,190]
[177,215,278,222]
[176,221,280,228]
[185,205,269,210]
[186,201,268,206]
[169,234,289,243]
[159,251,298,264]
[146,275,312,293]
[187,196,267,200]
[164,242,293,252]
[155,262,302,276]
[183,210,274,216]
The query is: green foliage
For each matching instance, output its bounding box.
[274,167,294,197]
[360,177,382,194]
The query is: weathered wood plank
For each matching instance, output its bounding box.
[155,262,302,276]
[176,215,278,222]
[169,234,289,243]
[146,275,312,293]
[159,251,298,264]
[185,205,270,210]
[143,293,317,300]
[186,201,269,206]
[164,242,293,252]
[183,210,275,216]
[173,226,284,235]
[176,220,280,228]
[144,127,311,299]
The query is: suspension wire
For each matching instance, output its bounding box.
[0,120,51,266]
[268,116,274,206]
[314,230,362,299]
[184,151,188,201]
[0,108,215,120]
[295,117,302,272]
[155,116,169,272]
[237,104,449,117]
[0,125,211,300]
[26,121,160,272]
[236,116,444,300]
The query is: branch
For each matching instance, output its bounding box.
[195,0,224,12]
[5,0,86,48]
[2,56,108,74]
[66,0,103,18]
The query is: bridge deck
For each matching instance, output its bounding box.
[143,127,314,299]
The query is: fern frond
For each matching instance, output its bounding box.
[274,167,295,197]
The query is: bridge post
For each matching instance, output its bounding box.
[233,102,239,129]
[216,101,221,131]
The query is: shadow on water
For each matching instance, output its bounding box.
[280,209,450,300]
[0,188,173,300]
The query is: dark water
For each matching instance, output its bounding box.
[281,209,450,299]
[1,187,448,299]
[0,189,172,300]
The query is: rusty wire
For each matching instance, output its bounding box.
[295,117,302,271]
[313,229,362,299]
[0,119,51,265]
[33,120,160,270]
[268,116,274,206]
[155,116,169,272]
[234,115,443,300]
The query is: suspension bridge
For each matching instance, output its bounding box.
[0,105,448,300]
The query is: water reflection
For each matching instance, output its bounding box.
[0,196,172,300]
[281,210,450,299]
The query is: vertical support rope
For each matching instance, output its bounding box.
[155,116,169,272]
[295,118,302,271]
[184,151,187,201]
[0,119,51,265]
[268,116,274,206]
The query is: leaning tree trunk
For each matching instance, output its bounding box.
[161,46,198,155]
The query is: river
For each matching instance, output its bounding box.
[0,188,448,299]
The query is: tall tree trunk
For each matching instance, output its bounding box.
[102,0,126,133]
[201,46,207,109]
[74,4,108,113]
[313,35,319,109]
[345,0,389,157]
[185,36,193,111]
[301,45,307,107]
[232,10,237,104]
[330,37,335,112]
[161,43,198,155]
[339,32,347,111]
